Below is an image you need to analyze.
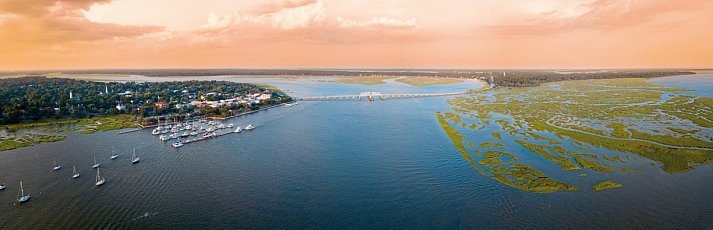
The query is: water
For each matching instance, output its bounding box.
[1,76,712,228]
[649,73,713,97]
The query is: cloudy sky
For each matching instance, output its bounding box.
[0,0,712,70]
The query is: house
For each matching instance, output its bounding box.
[259,93,272,100]
[191,101,208,107]
[118,91,132,97]
[175,103,193,109]
[155,101,169,109]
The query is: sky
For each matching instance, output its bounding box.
[0,0,712,70]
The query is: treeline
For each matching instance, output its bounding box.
[488,71,695,87]
[1,69,488,78]
[0,76,286,124]
[0,69,696,88]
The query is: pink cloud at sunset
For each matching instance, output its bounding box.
[0,0,711,70]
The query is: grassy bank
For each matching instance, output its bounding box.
[394,77,463,86]
[0,114,135,151]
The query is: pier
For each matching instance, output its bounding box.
[295,91,469,101]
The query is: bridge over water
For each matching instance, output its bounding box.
[295,91,468,101]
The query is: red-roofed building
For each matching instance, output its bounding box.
[155,101,169,109]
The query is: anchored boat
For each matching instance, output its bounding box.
[53,158,61,171]
[95,168,105,186]
[18,181,30,203]
[132,148,140,164]
[72,166,80,179]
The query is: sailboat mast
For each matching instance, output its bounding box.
[20,181,24,196]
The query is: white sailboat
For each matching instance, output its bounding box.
[132,148,140,164]
[95,168,105,186]
[233,126,242,133]
[110,147,119,159]
[72,166,80,178]
[53,158,61,171]
[92,155,100,168]
[18,181,30,203]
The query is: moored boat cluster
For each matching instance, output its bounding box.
[153,119,255,148]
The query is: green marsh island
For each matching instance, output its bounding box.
[438,78,713,193]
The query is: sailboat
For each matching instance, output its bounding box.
[131,148,140,164]
[95,168,105,186]
[110,147,118,159]
[53,158,61,171]
[18,181,30,203]
[233,126,242,133]
[92,155,100,168]
[72,166,80,178]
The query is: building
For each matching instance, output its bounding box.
[175,103,193,109]
[155,101,169,109]
[259,94,272,100]
[191,101,208,107]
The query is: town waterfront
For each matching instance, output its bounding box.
[0,76,712,228]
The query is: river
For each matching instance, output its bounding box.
[0,75,711,228]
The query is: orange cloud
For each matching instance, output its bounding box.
[0,0,162,53]
[0,0,711,70]
[195,0,423,45]
[252,0,318,14]
[485,0,713,35]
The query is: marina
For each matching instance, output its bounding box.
[152,117,256,147]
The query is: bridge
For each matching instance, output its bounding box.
[295,91,468,101]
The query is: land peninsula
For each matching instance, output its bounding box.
[0,76,291,151]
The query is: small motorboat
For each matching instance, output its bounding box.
[172,141,184,148]
[245,124,255,130]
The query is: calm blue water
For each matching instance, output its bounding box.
[649,73,713,97]
[0,76,712,228]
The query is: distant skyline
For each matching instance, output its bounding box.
[1,0,712,70]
